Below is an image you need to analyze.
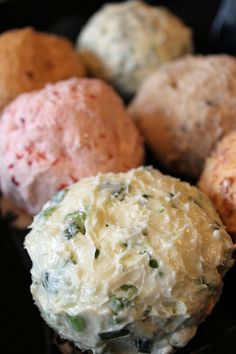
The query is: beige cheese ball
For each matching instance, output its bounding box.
[25,167,234,354]
[0,27,86,111]
[199,131,236,241]
[77,0,192,95]
[129,55,236,178]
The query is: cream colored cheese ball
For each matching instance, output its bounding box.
[0,78,143,215]
[0,27,86,112]
[25,167,234,354]
[129,55,236,178]
[199,131,236,241]
[77,0,192,95]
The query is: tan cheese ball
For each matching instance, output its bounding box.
[199,131,236,240]
[129,55,236,178]
[0,27,86,111]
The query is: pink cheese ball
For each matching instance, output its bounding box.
[0,78,144,214]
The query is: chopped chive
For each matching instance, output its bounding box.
[159,207,165,213]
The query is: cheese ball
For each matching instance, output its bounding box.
[0,78,144,215]
[25,167,234,354]
[199,131,236,241]
[129,55,236,178]
[0,27,86,112]
[77,0,192,95]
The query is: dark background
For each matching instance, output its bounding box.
[1,0,236,54]
[1,1,236,354]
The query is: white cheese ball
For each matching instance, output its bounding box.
[77,0,192,95]
[25,167,233,354]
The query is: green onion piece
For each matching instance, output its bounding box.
[64,211,86,239]
[99,329,130,339]
[42,206,57,218]
[66,314,87,332]
[52,188,69,203]
[120,284,138,297]
[110,295,132,312]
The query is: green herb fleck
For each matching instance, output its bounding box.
[64,211,86,239]
[95,249,100,259]
[52,188,69,203]
[110,295,132,312]
[159,207,165,213]
[120,284,138,297]
[149,259,159,269]
[122,243,128,248]
[66,314,87,332]
[105,224,109,227]
[99,329,130,339]
[169,192,175,198]
[42,206,57,218]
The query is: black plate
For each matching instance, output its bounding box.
[1,1,236,354]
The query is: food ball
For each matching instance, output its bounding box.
[129,55,236,178]
[199,131,236,240]
[25,167,234,354]
[77,0,192,95]
[0,78,143,215]
[0,27,86,111]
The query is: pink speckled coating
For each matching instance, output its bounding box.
[0,78,144,214]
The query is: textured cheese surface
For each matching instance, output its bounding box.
[25,167,233,354]
[77,0,192,94]
[0,78,143,215]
